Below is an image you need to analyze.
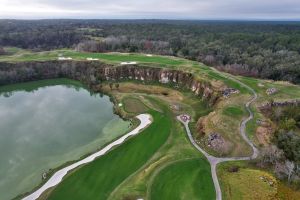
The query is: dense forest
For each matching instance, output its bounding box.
[259,102,300,184]
[0,19,300,83]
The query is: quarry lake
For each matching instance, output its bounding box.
[0,79,130,200]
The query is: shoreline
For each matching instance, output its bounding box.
[22,113,152,200]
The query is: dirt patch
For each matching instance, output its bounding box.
[256,126,273,146]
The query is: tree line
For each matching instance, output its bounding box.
[258,103,300,185]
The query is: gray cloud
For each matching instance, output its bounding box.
[0,0,300,19]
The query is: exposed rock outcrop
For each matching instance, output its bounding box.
[0,61,221,104]
[259,99,300,112]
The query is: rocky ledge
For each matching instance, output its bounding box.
[0,60,222,105]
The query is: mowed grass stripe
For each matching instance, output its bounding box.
[65,52,185,65]
[0,49,186,66]
[150,158,215,200]
[48,110,171,200]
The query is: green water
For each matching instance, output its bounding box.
[0,79,130,200]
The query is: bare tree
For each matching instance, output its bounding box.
[285,160,295,183]
[260,145,284,165]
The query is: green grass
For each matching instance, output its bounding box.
[48,109,172,200]
[150,159,215,200]
[0,49,188,66]
[237,75,300,100]
[103,91,215,200]
[245,106,261,143]
[223,106,245,118]
[122,97,149,114]
[206,71,248,94]
[218,161,277,200]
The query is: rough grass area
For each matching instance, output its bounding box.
[218,162,278,200]
[237,75,300,101]
[193,94,252,157]
[277,183,300,200]
[122,97,149,114]
[47,110,171,200]
[222,106,245,118]
[236,75,300,147]
[245,105,262,143]
[150,159,215,200]
[218,161,300,200]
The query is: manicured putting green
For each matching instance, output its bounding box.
[48,110,172,200]
[150,158,215,200]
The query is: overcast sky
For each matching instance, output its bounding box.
[1,0,300,20]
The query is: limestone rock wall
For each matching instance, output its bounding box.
[0,61,221,104]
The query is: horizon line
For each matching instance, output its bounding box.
[1,18,300,22]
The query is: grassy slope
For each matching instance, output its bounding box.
[150,159,215,200]
[48,109,171,200]
[218,161,277,200]
[235,75,300,145]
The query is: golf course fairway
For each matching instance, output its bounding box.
[47,110,171,200]
[150,159,215,200]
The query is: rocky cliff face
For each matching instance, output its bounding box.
[259,99,300,113]
[0,61,221,104]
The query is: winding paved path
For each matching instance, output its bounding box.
[177,71,259,200]
[22,114,152,200]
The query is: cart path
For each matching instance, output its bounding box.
[22,114,152,200]
[177,72,258,200]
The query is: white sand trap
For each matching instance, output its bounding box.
[120,61,137,65]
[86,58,99,61]
[58,57,72,61]
[22,114,152,200]
[146,54,153,57]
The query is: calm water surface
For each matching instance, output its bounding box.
[0,79,130,200]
